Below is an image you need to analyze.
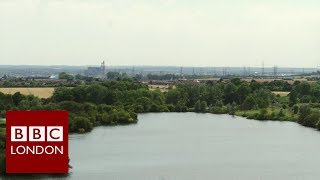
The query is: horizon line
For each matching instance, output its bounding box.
[0,64,318,69]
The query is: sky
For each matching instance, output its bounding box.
[0,0,319,67]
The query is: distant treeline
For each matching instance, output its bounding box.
[0,71,300,91]
[1,78,320,133]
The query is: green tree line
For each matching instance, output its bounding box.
[1,78,320,173]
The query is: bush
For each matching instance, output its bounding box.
[256,108,268,120]
[69,116,93,133]
[209,106,228,114]
[175,101,188,112]
[302,111,320,128]
[200,101,207,112]
[293,105,299,114]
[133,104,144,113]
[194,100,201,112]
[150,104,161,112]
[278,109,285,117]
[227,102,237,116]
[298,105,311,124]
[166,104,175,112]
[242,95,256,110]
[96,113,112,125]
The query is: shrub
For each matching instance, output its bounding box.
[293,105,299,114]
[69,116,93,133]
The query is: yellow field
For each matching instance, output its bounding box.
[0,88,55,99]
[272,91,290,96]
[148,85,175,92]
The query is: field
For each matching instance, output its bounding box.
[241,78,315,84]
[148,85,175,92]
[272,91,290,96]
[194,77,316,85]
[0,88,54,99]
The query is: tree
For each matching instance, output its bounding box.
[299,82,311,96]
[303,111,320,128]
[289,89,298,107]
[96,113,111,125]
[59,72,74,81]
[236,84,251,103]
[230,78,242,86]
[227,102,237,116]
[165,89,182,105]
[58,101,84,112]
[206,85,223,106]
[293,105,299,114]
[52,87,74,102]
[136,97,151,112]
[86,85,108,104]
[200,101,207,112]
[12,92,23,106]
[133,104,144,113]
[242,95,256,110]
[254,89,271,108]
[69,116,93,133]
[224,83,237,104]
[298,105,311,124]
[107,72,121,80]
[194,100,201,112]
[175,100,188,112]
[150,103,161,112]
[278,109,285,117]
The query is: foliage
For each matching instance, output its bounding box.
[2,76,320,175]
[59,72,74,81]
[1,78,320,133]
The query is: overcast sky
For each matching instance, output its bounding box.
[0,0,319,67]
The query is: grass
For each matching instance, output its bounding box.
[235,109,259,117]
[235,107,298,122]
[0,87,54,99]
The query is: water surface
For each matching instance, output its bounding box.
[67,113,320,180]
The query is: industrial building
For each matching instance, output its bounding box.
[84,61,106,77]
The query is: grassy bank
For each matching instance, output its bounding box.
[235,108,298,122]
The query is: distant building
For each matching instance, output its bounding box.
[24,76,67,82]
[85,61,106,77]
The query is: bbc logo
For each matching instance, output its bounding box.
[11,126,63,142]
[6,111,68,174]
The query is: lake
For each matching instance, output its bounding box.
[66,113,320,180]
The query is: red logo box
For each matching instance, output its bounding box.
[6,111,68,174]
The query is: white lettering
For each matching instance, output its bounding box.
[10,145,64,155]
